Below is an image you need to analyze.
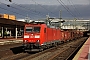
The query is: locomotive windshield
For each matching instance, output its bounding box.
[26,27,33,32]
[26,26,40,33]
[33,27,40,32]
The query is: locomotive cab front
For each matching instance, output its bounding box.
[23,24,41,50]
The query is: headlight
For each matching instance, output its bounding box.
[35,35,40,38]
[24,35,29,38]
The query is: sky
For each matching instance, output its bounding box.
[0,0,90,5]
[0,0,90,20]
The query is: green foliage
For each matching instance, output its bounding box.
[4,31,7,36]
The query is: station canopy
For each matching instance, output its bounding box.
[0,18,27,27]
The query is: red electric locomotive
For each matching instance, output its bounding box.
[23,22,63,51]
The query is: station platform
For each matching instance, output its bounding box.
[73,37,90,60]
[0,37,23,45]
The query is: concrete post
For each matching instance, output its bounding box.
[5,28,7,38]
[15,27,17,39]
[6,28,7,32]
[1,27,3,38]
[10,30,11,37]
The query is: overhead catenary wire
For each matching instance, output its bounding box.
[2,0,80,19]
[57,0,78,19]
[9,2,45,16]
[67,0,81,19]
[0,6,26,17]
[0,2,35,17]
[0,2,28,18]
[4,0,46,18]
[7,0,60,19]
[12,3,45,16]
[59,0,77,18]
[5,0,77,19]
[31,0,57,17]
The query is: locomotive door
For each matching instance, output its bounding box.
[44,28,47,42]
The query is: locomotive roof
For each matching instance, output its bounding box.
[29,21,45,24]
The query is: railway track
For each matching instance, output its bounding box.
[0,53,30,60]
[0,43,23,58]
[50,38,86,60]
[0,37,88,60]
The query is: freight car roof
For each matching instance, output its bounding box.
[0,18,27,27]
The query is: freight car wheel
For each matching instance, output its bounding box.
[54,42,58,47]
[39,48,44,51]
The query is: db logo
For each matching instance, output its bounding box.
[30,36,34,38]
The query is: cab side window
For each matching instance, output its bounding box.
[44,28,46,33]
